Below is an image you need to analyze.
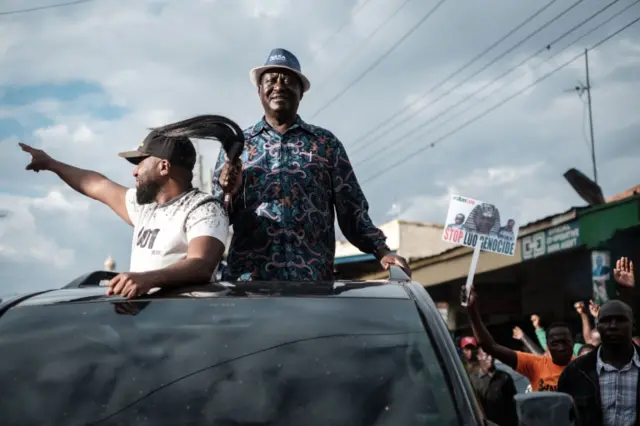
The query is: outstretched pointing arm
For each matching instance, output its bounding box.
[19,143,131,225]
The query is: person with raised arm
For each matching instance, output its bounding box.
[19,129,228,298]
[464,285,574,392]
[512,325,544,355]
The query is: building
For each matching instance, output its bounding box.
[337,189,640,340]
[334,220,456,279]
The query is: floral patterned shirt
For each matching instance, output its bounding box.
[212,116,388,281]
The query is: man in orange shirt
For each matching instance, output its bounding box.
[464,286,574,391]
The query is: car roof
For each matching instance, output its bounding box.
[4,276,414,309]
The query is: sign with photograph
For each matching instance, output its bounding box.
[591,250,611,305]
[442,195,520,256]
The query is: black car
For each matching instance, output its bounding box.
[0,267,574,426]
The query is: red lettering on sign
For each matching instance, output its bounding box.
[444,227,464,243]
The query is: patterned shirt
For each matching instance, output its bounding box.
[212,116,388,281]
[597,346,640,426]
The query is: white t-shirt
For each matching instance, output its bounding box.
[125,188,229,274]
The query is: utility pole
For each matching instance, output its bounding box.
[584,48,597,185]
[567,49,598,184]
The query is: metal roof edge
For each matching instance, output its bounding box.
[577,193,640,217]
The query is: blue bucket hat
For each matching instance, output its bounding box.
[250,48,311,93]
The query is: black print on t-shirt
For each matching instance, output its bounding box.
[537,379,557,392]
[136,228,160,249]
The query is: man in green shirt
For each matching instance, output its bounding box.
[531,314,584,356]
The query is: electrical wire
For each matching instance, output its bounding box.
[358,14,640,186]
[349,0,588,153]
[354,0,635,168]
[0,0,93,16]
[347,0,562,151]
[314,0,413,92]
[308,0,450,120]
[310,0,376,56]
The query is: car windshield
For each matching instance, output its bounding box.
[0,296,459,426]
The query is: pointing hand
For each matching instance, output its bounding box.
[19,143,55,173]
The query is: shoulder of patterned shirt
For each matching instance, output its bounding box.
[244,117,341,142]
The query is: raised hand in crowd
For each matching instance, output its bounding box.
[574,301,595,346]
[512,326,524,340]
[513,326,544,355]
[589,299,600,319]
[613,256,635,288]
[530,314,542,330]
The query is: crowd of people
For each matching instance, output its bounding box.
[459,256,638,426]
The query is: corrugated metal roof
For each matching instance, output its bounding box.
[607,184,640,202]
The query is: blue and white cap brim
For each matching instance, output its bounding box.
[250,65,311,93]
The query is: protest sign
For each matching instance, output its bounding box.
[441,195,521,306]
[442,194,520,256]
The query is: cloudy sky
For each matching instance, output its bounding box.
[1,0,639,292]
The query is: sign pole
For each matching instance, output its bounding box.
[461,238,482,307]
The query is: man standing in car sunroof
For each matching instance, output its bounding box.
[213,48,410,281]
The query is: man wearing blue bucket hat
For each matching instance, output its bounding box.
[212,48,410,281]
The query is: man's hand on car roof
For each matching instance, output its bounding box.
[377,251,411,278]
[107,272,154,299]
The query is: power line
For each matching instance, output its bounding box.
[310,0,376,56]
[314,0,413,92]
[407,0,637,148]
[308,0,449,120]
[348,0,561,151]
[0,0,93,16]
[358,14,640,186]
[354,0,633,168]
[349,0,587,153]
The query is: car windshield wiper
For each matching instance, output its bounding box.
[88,330,417,425]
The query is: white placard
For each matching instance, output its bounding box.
[442,194,520,256]
[441,195,520,306]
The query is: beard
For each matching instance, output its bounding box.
[136,180,162,204]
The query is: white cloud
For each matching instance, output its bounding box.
[0,191,77,268]
[1,0,639,292]
[31,186,90,213]
[34,122,95,150]
[399,162,549,224]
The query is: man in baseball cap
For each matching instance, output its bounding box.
[118,131,197,168]
[117,130,197,205]
[460,336,479,361]
[19,128,229,298]
[458,335,480,375]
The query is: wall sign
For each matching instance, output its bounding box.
[521,221,581,261]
